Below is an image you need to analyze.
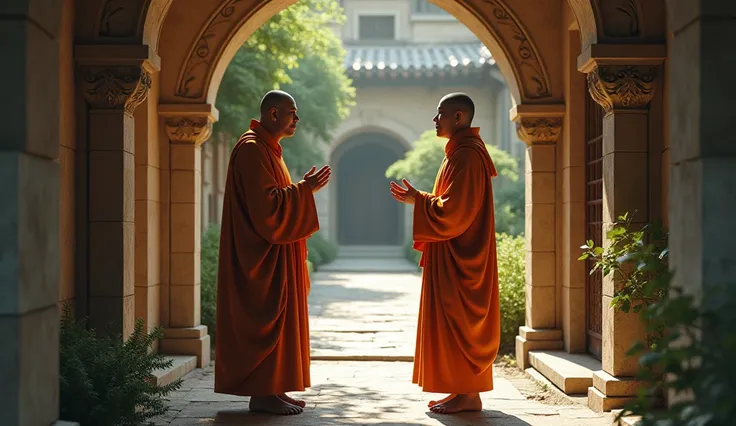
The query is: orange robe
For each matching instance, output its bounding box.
[214,120,318,397]
[411,127,500,394]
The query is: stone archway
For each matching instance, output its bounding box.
[331,132,407,247]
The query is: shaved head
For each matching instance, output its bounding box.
[260,90,295,117]
[258,90,299,139]
[438,92,475,123]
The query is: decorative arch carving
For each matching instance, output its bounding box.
[461,0,552,100]
[167,0,553,105]
[88,0,171,49]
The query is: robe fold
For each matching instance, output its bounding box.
[411,127,501,394]
[214,120,318,397]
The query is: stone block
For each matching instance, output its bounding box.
[88,294,136,338]
[525,250,555,287]
[169,284,201,327]
[89,110,134,153]
[89,221,135,297]
[529,351,601,394]
[88,150,135,222]
[602,152,648,222]
[161,334,212,368]
[135,283,160,331]
[592,370,648,398]
[163,325,208,339]
[0,152,60,315]
[170,252,201,286]
[171,202,201,252]
[0,305,59,426]
[601,295,647,377]
[666,0,736,36]
[515,335,564,370]
[562,286,586,352]
[525,144,556,173]
[603,111,648,155]
[171,169,202,203]
[525,285,556,329]
[519,326,562,341]
[525,202,556,252]
[171,143,201,171]
[1,19,60,160]
[562,166,585,203]
[525,171,556,204]
[587,385,636,413]
[562,201,586,289]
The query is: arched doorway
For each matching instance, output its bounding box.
[332,133,407,246]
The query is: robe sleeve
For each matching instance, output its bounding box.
[235,143,319,245]
[412,148,486,243]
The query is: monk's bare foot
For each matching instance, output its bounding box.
[278,393,306,408]
[429,393,482,414]
[428,393,456,408]
[249,395,303,415]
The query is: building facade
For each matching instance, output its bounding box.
[200,0,524,251]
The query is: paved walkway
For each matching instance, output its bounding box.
[154,263,615,425]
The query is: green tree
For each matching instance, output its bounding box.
[214,0,355,172]
[385,130,524,235]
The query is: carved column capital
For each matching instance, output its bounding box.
[80,65,152,114]
[164,116,213,145]
[515,117,563,146]
[586,65,658,112]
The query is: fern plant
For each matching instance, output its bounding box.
[59,303,182,426]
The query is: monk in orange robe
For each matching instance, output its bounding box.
[215,90,331,415]
[390,92,500,414]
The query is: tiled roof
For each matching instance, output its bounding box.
[344,43,495,76]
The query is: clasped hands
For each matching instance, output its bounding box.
[303,165,418,204]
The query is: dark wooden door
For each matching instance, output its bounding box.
[337,139,402,245]
[585,93,604,360]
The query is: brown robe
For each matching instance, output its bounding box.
[411,127,500,394]
[214,120,318,396]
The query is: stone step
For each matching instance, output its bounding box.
[529,350,602,395]
[152,355,197,387]
[317,258,419,273]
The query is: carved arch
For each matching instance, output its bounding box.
[160,0,556,106]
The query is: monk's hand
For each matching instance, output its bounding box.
[390,179,418,204]
[304,165,331,193]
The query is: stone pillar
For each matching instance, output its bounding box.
[667,0,736,321]
[578,45,665,412]
[77,45,159,337]
[0,3,64,423]
[512,104,565,370]
[158,104,216,368]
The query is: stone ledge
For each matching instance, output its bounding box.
[163,325,208,339]
[593,370,648,397]
[529,351,601,394]
[52,422,80,426]
[153,355,197,387]
[515,335,564,370]
[519,326,563,341]
[161,334,211,368]
[588,385,636,412]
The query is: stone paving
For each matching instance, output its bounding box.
[154,263,615,425]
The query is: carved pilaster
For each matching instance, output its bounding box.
[586,65,657,112]
[516,117,563,146]
[164,116,213,145]
[80,65,152,114]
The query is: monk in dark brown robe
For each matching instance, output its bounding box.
[390,92,500,414]
[215,90,331,415]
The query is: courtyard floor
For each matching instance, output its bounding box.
[154,261,616,425]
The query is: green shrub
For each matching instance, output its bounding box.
[201,223,220,342]
[404,232,525,354]
[496,232,526,354]
[59,303,181,426]
[307,231,338,270]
